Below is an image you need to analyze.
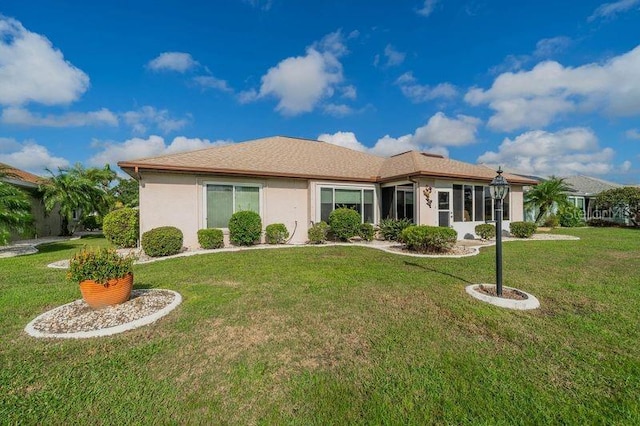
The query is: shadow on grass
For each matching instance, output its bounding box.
[37,242,79,254]
[403,260,472,284]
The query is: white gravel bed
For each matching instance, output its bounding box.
[25,289,181,339]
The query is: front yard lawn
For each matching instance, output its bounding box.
[1,228,639,424]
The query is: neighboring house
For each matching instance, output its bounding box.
[562,175,626,224]
[1,163,62,240]
[118,136,537,246]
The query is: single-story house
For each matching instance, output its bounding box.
[1,163,62,241]
[562,175,625,224]
[118,136,537,247]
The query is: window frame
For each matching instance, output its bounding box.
[202,181,263,229]
[316,184,377,224]
[452,183,511,223]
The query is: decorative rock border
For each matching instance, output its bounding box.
[24,289,182,339]
[465,284,540,310]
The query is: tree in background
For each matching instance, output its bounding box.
[110,177,139,208]
[595,187,640,227]
[40,164,115,236]
[524,176,573,224]
[0,166,33,245]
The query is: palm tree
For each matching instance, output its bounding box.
[0,166,33,245]
[525,176,573,223]
[40,164,113,236]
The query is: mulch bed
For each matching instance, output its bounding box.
[477,284,527,300]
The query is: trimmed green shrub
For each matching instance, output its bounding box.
[308,221,329,244]
[509,221,537,238]
[102,207,139,248]
[328,208,361,241]
[474,223,496,240]
[265,223,289,244]
[142,226,183,257]
[400,225,457,253]
[543,214,559,228]
[228,211,262,246]
[81,214,101,231]
[198,228,224,249]
[558,205,585,228]
[358,223,376,241]
[379,218,413,241]
[586,218,618,227]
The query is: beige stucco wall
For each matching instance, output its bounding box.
[139,172,310,248]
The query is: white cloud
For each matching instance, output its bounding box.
[318,131,368,152]
[147,52,198,73]
[323,103,353,117]
[1,107,118,127]
[192,75,233,93]
[466,45,640,131]
[588,0,640,21]
[0,16,89,106]
[318,112,479,157]
[378,44,406,67]
[417,0,440,17]
[242,30,350,115]
[396,72,458,103]
[413,112,481,146]
[625,128,640,139]
[122,106,190,134]
[621,160,632,172]
[533,36,572,58]
[341,85,357,100]
[477,128,616,176]
[0,141,69,173]
[490,36,572,75]
[89,135,231,168]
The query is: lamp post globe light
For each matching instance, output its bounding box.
[489,167,509,297]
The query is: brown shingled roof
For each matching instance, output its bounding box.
[379,151,535,184]
[0,163,44,186]
[118,136,538,185]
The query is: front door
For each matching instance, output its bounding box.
[437,190,452,227]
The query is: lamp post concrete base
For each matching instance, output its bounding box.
[466,284,540,310]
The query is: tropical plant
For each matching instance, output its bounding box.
[103,208,139,248]
[265,223,289,244]
[543,214,559,228]
[524,177,573,224]
[228,211,262,246]
[0,167,33,245]
[142,226,183,257]
[400,225,457,253]
[67,247,134,285]
[358,223,376,241]
[308,221,330,244]
[328,208,361,241]
[110,177,139,208]
[558,205,585,228]
[474,223,496,240]
[379,218,413,241]
[198,228,224,249]
[595,187,640,227]
[40,164,114,236]
[509,221,537,238]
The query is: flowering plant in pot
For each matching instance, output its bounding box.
[67,248,135,309]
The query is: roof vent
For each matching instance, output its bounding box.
[421,152,444,159]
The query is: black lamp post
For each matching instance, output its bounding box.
[489,167,509,297]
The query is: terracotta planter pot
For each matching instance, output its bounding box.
[79,273,133,309]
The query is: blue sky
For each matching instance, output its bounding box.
[1,0,639,183]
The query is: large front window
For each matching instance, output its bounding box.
[320,187,374,223]
[453,184,510,222]
[206,184,260,228]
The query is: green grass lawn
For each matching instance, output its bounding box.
[1,228,639,424]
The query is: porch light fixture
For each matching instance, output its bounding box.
[490,167,509,297]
